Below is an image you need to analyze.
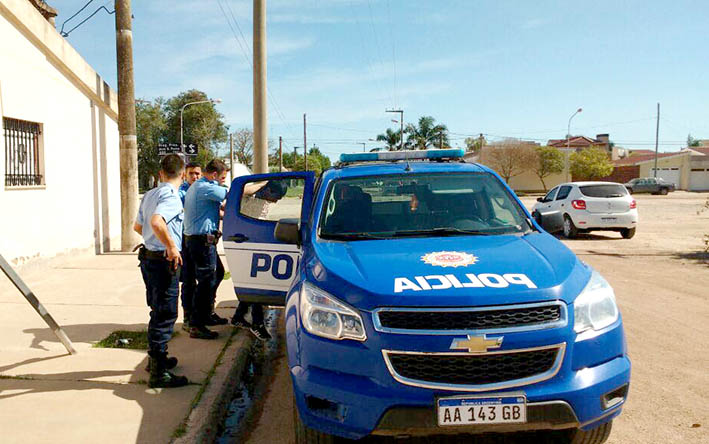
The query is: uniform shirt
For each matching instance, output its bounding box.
[178,181,190,205]
[136,182,183,251]
[240,195,271,220]
[183,177,228,235]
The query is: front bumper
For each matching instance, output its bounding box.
[290,317,631,440]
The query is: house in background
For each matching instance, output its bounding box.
[611,147,709,191]
[0,0,120,264]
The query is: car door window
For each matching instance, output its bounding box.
[556,186,572,201]
[239,178,304,221]
[543,187,558,202]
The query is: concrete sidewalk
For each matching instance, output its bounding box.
[0,252,244,444]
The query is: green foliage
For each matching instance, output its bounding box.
[376,128,402,150]
[94,330,149,349]
[405,116,449,150]
[464,135,486,155]
[687,133,701,147]
[136,90,228,189]
[282,147,332,175]
[569,147,614,180]
[532,146,565,191]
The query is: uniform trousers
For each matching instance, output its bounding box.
[139,256,180,354]
[184,237,218,327]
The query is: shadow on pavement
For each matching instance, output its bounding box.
[22,323,151,351]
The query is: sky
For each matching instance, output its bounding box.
[54,0,709,160]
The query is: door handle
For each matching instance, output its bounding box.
[226,234,249,243]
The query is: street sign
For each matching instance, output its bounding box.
[184,143,198,155]
[158,143,181,155]
[157,142,199,156]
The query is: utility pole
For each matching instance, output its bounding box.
[115,0,139,251]
[229,133,234,178]
[439,133,443,149]
[653,103,660,178]
[279,136,283,172]
[253,0,268,174]
[303,113,307,171]
[359,142,366,152]
[386,109,404,150]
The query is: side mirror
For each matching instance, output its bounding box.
[536,197,543,202]
[275,218,300,245]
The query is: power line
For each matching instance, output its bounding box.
[60,3,115,37]
[59,0,94,36]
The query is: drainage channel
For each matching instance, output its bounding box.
[215,308,283,444]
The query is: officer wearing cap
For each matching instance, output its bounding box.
[231,179,288,340]
[133,154,189,388]
[183,159,229,339]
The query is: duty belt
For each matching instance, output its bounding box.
[185,231,221,245]
[134,244,168,261]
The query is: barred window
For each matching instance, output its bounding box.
[3,117,44,187]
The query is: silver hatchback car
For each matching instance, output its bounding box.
[532,182,638,239]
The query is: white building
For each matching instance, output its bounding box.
[0,0,120,264]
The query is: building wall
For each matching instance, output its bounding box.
[0,0,120,264]
[638,155,690,190]
[597,166,639,184]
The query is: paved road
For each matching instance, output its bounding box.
[244,193,709,444]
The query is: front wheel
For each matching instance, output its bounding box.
[566,420,613,444]
[621,227,636,239]
[294,400,336,444]
[563,215,578,239]
[660,187,669,195]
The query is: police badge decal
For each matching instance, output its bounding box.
[421,251,478,268]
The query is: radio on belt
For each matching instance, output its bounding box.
[222,148,630,443]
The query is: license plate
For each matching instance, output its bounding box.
[437,395,526,426]
[601,217,617,221]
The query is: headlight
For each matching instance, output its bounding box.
[574,270,619,333]
[300,282,367,341]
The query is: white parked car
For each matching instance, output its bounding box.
[531,181,638,239]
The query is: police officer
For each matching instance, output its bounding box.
[231,180,288,340]
[133,154,189,388]
[183,159,229,339]
[178,162,201,331]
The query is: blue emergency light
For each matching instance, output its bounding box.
[339,148,465,163]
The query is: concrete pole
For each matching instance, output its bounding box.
[252,0,268,174]
[653,103,660,177]
[279,136,283,172]
[303,113,307,171]
[229,133,234,178]
[115,0,139,251]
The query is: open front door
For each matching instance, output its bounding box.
[222,172,316,306]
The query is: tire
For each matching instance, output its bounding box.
[566,420,613,444]
[294,400,336,444]
[627,187,633,194]
[563,215,578,239]
[660,187,668,195]
[620,227,636,239]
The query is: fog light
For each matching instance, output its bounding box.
[601,384,629,409]
[305,395,345,421]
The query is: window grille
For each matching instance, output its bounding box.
[3,117,43,187]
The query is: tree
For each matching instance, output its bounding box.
[232,128,253,165]
[531,146,565,191]
[281,147,332,175]
[405,116,449,150]
[569,147,614,180]
[136,98,167,190]
[687,134,701,147]
[163,89,229,167]
[376,128,402,151]
[464,135,486,155]
[480,139,538,183]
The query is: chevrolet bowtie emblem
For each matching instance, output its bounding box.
[450,334,503,353]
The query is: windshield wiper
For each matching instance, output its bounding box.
[389,227,495,237]
[321,232,385,241]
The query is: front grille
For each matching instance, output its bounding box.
[386,348,559,386]
[376,304,562,332]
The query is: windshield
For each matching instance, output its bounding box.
[319,172,531,240]
[579,184,628,198]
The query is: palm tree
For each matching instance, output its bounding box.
[376,128,403,151]
[405,116,449,150]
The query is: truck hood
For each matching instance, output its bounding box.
[308,233,590,311]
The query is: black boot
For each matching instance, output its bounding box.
[148,353,188,388]
[144,354,178,372]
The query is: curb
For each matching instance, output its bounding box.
[172,329,255,444]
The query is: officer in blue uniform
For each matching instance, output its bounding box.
[133,154,189,388]
[178,162,201,330]
[183,159,229,339]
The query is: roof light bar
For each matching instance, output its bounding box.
[339,149,464,163]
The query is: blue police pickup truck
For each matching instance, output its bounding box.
[222,149,630,443]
